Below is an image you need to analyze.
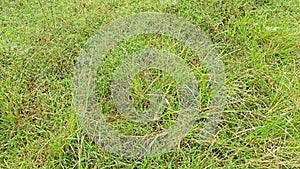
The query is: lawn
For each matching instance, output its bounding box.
[1,0,299,168]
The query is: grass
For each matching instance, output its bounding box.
[1,0,299,168]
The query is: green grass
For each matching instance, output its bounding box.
[1,0,299,168]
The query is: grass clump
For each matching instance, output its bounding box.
[1,0,299,168]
